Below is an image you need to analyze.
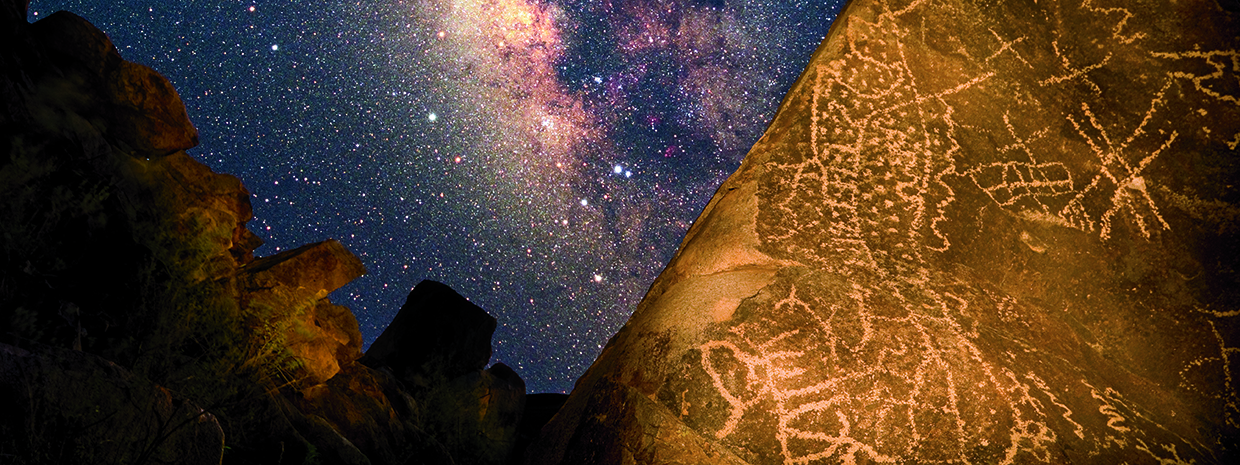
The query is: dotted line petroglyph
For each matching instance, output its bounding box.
[1080,0,1147,45]
[1026,373,1085,440]
[957,76,1184,241]
[1087,383,1132,437]
[770,8,995,271]
[1133,439,1194,465]
[1179,319,1240,429]
[1060,93,1177,240]
[1038,41,1111,94]
[1150,49,1240,106]
[958,113,1076,212]
[984,29,1031,68]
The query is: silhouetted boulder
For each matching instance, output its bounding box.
[359,280,532,464]
[362,280,498,392]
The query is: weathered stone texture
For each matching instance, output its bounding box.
[240,240,367,385]
[529,0,1240,463]
[422,362,528,465]
[29,11,198,158]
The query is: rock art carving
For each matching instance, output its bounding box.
[529,0,1239,464]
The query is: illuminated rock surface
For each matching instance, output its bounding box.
[528,0,1240,463]
[240,239,367,385]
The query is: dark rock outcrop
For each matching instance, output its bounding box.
[419,362,527,465]
[295,362,430,465]
[362,280,499,392]
[29,11,197,158]
[528,0,1240,464]
[511,393,568,463]
[361,281,529,465]
[1,4,254,366]
[0,343,224,464]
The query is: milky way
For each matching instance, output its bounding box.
[26,0,843,393]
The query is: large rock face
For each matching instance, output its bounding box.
[529,0,1240,463]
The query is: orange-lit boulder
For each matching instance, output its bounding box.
[29,11,197,158]
[240,240,367,385]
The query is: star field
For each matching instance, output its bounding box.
[27,0,843,393]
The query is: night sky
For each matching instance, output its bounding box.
[27,0,843,393]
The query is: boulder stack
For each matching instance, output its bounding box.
[0,3,536,464]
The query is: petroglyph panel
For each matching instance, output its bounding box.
[660,267,1225,463]
[669,0,1239,462]
[532,0,1240,463]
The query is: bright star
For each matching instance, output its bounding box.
[271,44,279,51]
[593,274,603,282]
[613,165,623,174]
[428,112,437,122]
[579,199,588,206]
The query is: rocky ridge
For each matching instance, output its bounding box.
[0,3,544,464]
